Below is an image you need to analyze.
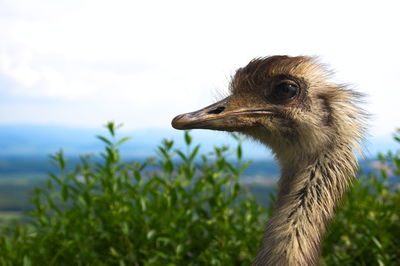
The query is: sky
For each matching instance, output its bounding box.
[0,0,399,140]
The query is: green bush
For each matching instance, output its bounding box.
[0,123,399,265]
[0,122,264,265]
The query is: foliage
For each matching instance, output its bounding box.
[0,123,399,265]
[0,122,264,266]
[321,129,400,265]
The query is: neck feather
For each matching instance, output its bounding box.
[252,144,358,266]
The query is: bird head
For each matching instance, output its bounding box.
[172,56,364,162]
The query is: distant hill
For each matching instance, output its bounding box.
[0,124,397,159]
[0,124,271,159]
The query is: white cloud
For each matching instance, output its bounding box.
[0,0,399,137]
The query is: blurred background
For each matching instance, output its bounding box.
[0,0,399,214]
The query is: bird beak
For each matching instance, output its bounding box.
[172,97,269,131]
[172,97,232,130]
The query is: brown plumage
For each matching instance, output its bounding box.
[171,55,366,265]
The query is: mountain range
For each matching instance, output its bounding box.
[0,124,397,159]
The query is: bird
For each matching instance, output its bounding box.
[171,55,366,265]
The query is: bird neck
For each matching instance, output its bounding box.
[253,144,358,266]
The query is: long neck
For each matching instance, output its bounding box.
[252,144,358,266]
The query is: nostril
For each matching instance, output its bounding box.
[207,106,225,114]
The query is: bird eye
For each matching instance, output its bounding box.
[270,82,299,102]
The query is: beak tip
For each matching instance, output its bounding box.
[171,114,186,130]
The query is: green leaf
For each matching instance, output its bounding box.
[147,230,156,239]
[230,132,239,141]
[140,198,147,211]
[61,184,69,202]
[121,222,129,235]
[164,160,174,173]
[134,170,142,182]
[162,139,174,151]
[184,131,192,145]
[106,121,116,136]
[110,247,119,257]
[176,244,183,255]
[236,144,242,160]
[189,145,200,162]
[175,150,187,161]
[96,135,112,146]
[116,136,131,146]
[23,256,32,266]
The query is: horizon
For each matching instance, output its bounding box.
[0,123,397,160]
